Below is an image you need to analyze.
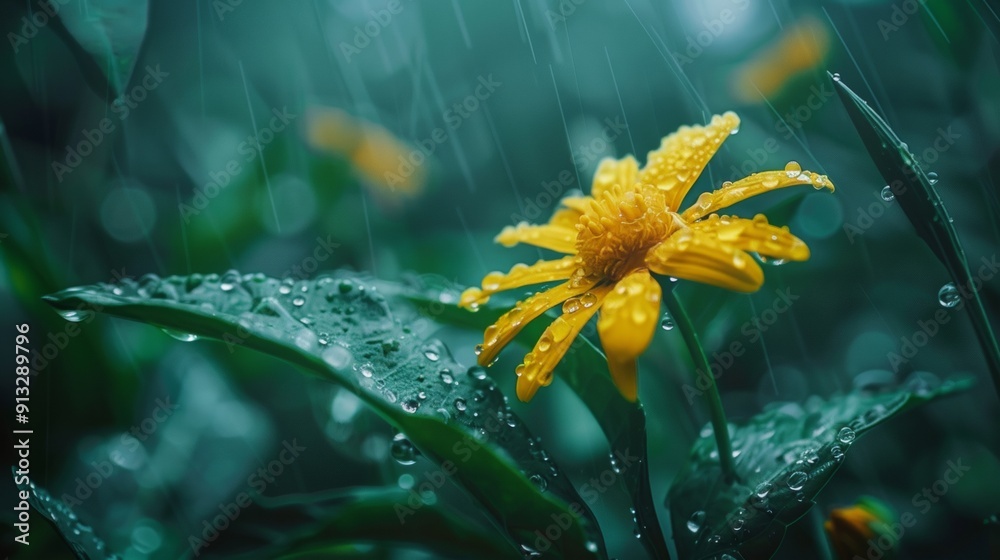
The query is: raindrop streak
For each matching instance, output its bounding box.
[881,185,895,202]
[390,433,418,465]
[938,283,960,308]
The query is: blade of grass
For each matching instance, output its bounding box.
[830,72,1000,401]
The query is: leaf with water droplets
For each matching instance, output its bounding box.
[392,274,670,560]
[42,271,603,559]
[13,473,121,559]
[831,73,1000,401]
[667,378,972,559]
[222,487,512,559]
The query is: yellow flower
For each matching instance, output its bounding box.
[459,112,833,402]
[824,498,898,560]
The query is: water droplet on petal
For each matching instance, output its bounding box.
[881,185,895,202]
[57,309,95,323]
[937,283,960,308]
[454,398,467,411]
[927,171,939,185]
[784,161,801,177]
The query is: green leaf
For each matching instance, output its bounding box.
[391,275,671,560]
[831,73,1000,401]
[225,488,514,559]
[43,271,605,559]
[57,0,149,95]
[668,377,973,560]
[13,472,120,559]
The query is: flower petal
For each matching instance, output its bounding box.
[516,285,611,402]
[496,223,577,254]
[597,270,662,401]
[592,155,639,198]
[475,275,600,367]
[690,214,810,262]
[639,112,741,211]
[459,256,580,308]
[645,229,764,292]
[682,165,834,222]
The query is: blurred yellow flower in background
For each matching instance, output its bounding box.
[460,112,834,402]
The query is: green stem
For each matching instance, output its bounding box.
[663,289,737,484]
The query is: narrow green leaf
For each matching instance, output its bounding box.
[668,377,973,559]
[43,271,605,559]
[831,73,1000,401]
[58,0,149,94]
[225,488,515,559]
[392,276,671,560]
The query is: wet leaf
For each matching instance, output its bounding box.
[225,488,514,559]
[43,271,604,559]
[831,74,1000,401]
[13,472,120,559]
[668,377,973,559]
[392,275,671,560]
[58,0,149,94]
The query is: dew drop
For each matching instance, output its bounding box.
[927,171,939,185]
[390,433,418,465]
[786,471,807,491]
[57,309,95,323]
[454,398,467,411]
[292,296,306,307]
[881,185,895,202]
[530,473,548,492]
[755,481,772,498]
[439,370,454,384]
[586,541,598,553]
[424,348,440,362]
[937,283,960,308]
[687,510,706,533]
[468,366,488,380]
[831,445,845,461]
[660,314,674,331]
[837,426,856,444]
[161,328,198,342]
[402,399,420,413]
[784,161,801,177]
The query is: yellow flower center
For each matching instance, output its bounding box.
[575,184,682,280]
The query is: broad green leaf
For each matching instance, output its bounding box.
[225,488,514,559]
[43,271,605,559]
[668,377,972,560]
[58,0,149,94]
[13,472,120,559]
[831,74,1000,401]
[392,275,671,560]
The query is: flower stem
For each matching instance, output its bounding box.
[663,289,737,483]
